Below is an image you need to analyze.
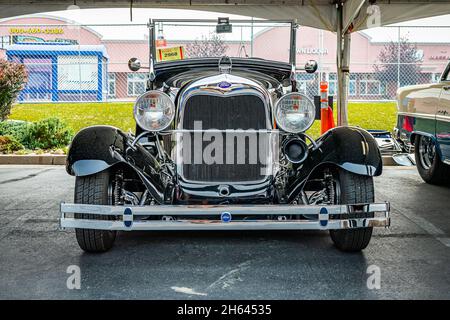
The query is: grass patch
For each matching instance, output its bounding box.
[307,101,397,138]
[10,102,135,134]
[10,101,397,137]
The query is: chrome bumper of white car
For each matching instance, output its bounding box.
[59,202,390,231]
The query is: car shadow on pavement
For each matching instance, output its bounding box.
[73,230,374,299]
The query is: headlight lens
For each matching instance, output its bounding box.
[274,93,315,133]
[133,90,175,131]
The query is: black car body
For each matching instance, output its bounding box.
[60,19,390,253]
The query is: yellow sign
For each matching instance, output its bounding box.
[9,27,64,35]
[157,46,185,62]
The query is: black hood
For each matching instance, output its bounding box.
[154,57,291,88]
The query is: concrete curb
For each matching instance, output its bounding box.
[0,154,66,165]
[0,154,399,166]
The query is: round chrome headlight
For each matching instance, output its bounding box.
[274,93,315,133]
[133,90,175,132]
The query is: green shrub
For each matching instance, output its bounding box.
[0,120,30,142]
[15,149,32,155]
[0,135,24,153]
[0,60,27,121]
[22,118,73,150]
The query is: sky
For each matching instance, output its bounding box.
[40,8,262,42]
[5,7,450,43]
[364,14,450,43]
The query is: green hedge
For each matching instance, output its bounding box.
[0,120,29,142]
[0,118,73,152]
[0,135,23,153]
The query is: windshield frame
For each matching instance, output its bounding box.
[149,18,297,67]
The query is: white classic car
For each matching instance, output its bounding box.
[395,60,450,184]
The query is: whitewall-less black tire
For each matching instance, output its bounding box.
[74,170,117,253]
[329,170,374,252]
[414,135,450,185]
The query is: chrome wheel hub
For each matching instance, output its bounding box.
[418,136,435,170]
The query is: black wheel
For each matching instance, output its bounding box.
[74,170,117,253]
[414,135,450,185]
[329,170,374,252]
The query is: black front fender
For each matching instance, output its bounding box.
[307,126,383,176]
[66,126,167,204]
[287,126,382,201]
[66,126,128,176]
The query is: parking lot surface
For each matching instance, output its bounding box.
[0,165,449,299]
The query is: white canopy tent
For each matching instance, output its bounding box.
[1,0,450,125]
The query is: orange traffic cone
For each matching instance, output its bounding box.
[320,81,335,134]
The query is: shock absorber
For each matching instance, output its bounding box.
[114,170,124,205]
[324,169,335,205]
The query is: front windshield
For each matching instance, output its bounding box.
[152,20,292,63]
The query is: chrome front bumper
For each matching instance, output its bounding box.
[59,202,390,231]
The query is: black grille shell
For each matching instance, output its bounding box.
[182,95,267,130]
[181,94,268,182]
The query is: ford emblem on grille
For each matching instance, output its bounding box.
[218,81,231,89]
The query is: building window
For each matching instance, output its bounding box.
[127,73,146,96]
[108,73,116,98]
[327,73,356,96]
[349,74,357,96]
[360,80,381,96]
[328,73,337,96]
[1,35,10,49]
[58,55,98,91]
[22,57,53,102]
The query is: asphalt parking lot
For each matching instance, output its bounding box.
[0,165,449,299]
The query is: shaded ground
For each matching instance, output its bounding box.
[0,165,449,299]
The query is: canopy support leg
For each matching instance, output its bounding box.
[336,5,351,126]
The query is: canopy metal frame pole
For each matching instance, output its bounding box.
[336,4,350,126]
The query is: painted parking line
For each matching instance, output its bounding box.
[437,237,450,248]
[395,207,450,248]
[171,287,207,296]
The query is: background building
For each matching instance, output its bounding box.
[0,15,449,102]
[6,43,108,102]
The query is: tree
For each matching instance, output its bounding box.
[0,60,27,121]
[186,33,228,58]
[374,36,423,97]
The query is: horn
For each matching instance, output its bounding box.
[282,137,309,164]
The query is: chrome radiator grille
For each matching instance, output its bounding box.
[181,94,267,182]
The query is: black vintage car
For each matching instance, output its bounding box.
[60,19,390,253]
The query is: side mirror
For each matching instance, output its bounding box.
[128,58,141,72]
[304,60,318,73]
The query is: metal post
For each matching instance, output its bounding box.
[318,29,324,94]
[147,18,155,89]
[289,20,297,67]
[397,26,401,90]
[77,24,82,102]
[150,19,157,65]
[289,20,298,92]
[341,33,350,125]
[336,4,350,126]
[250,17,254,57]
